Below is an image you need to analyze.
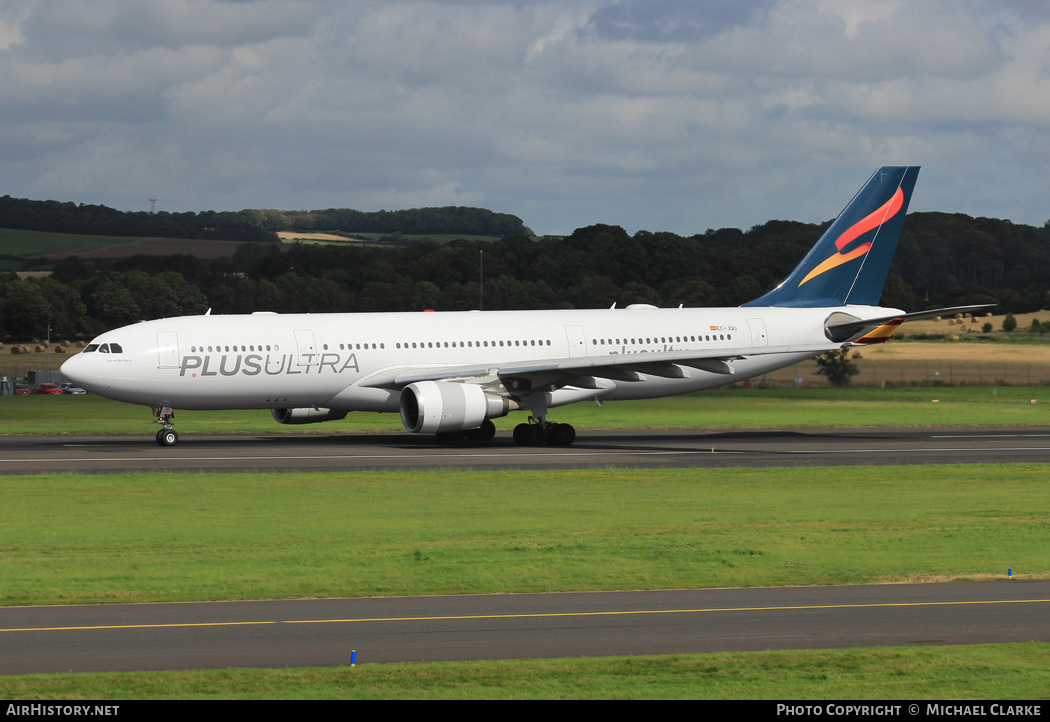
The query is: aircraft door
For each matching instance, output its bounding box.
[293,329,319,366]
[564,325,587,357]
[156,332,179,369]
[746,318,768,347]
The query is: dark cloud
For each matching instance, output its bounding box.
[586,0,776,42]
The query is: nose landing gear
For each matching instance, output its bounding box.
[152,406,178,446]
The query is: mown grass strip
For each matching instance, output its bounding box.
[1,643,1046,699]
[1,465,1047,606]
[2,386,1048,436]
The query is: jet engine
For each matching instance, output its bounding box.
[271,407,349,425]
[400,381,510,433]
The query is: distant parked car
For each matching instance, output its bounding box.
[14,383,30,395]
[35,383,63,395]
[59,383,87,394]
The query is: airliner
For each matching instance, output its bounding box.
[61,167,985,446]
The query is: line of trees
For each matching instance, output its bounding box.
[1,213,1048,341]
[0,196,532,243]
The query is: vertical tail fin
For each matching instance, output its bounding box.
[743,166,919,308]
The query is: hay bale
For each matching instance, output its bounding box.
[10,345,26,354]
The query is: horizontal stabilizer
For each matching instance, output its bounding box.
[826,304,996,336]
[825,304,997,344]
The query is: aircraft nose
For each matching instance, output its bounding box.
[60,354,84,386]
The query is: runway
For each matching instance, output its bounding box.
[3,425,1050,474]
[2,582,1047,674]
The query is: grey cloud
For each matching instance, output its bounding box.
[0,0,1048,235]
[585,0,776,42]
[13,0,324,59]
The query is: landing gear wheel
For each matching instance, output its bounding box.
[156,428,179,447]
[465,419,496,442]
[513,423,545,446]
[546,423,576,447]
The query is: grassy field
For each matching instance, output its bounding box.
[0,228,251,260]
[2,385,1047,436]
[0,228,144,256]
[1,463,1047,698]
[2,465,1046,605]
[2,644,1046,699]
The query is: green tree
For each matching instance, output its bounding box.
[1,278,52,338]
[1002,314,1017,332]
[28,276,87,338]
[86,276,142,327]
[814,348,862,387]
[50,256,95,285]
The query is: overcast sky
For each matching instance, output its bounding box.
[1,0,1047,236]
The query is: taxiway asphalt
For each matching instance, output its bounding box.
[2,582,1047,674]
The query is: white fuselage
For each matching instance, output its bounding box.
[61,304,887,414]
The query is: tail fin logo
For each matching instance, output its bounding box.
[798,187,905,288]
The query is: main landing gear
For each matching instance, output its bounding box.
[435,419,497,444]
[513,419,576,447]
[153,406,178,446]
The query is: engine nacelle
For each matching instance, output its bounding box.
[271,407,349,425]
[400,381,509,433]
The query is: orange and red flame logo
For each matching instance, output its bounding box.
[798,187,904,287]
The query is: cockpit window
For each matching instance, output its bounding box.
[99,344,110,353]
[109,343,123,353]
[84,344,99,353]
